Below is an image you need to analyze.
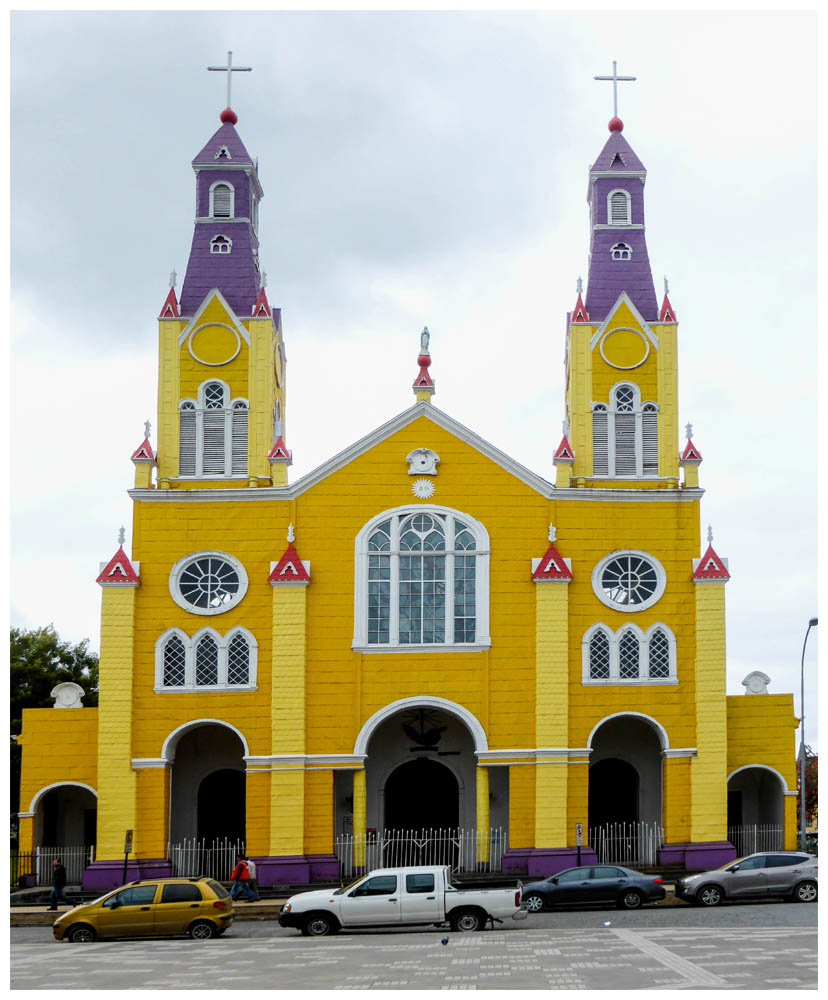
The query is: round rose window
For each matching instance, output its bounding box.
[169,551,248,615]
[592,550,665,612]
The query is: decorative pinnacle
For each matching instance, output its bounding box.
[594,60,637,121]
[118,526,126,546]
[144,419,152,440]
[548,524,557,542]
[664,276,670,297]
[685,422,693,440]
[562,418,570,436]
[420,326,430,355]
[576,276,583,295]
[707,525,713,544]
[260,271,267,289]
[169,269,177,289]
[287,522,295,543]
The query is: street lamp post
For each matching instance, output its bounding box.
[799,617,818,849]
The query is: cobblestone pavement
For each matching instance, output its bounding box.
[10,925,817,990]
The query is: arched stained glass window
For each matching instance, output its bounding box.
[163,635,186,687]
[589,629,611,679]
[195,635,219,685]
[227,633,250,685]
[648,628,671,679]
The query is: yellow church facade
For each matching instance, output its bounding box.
[17,105,799,889]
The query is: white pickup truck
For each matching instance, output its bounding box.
[278,865,527,936]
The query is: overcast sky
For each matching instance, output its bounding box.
[10,10,819,747]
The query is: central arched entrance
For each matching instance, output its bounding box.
[197,769,245,843]
[384,759,459,832]
[588,759,639,829]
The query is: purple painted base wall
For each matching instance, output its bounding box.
[82,855,341,891]
[503,847,598,878]
[658,841,737,870]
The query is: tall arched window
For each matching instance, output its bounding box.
[354,506,490,649]
[210,182,234,218]
[583,623,676,684]
[592,384,659,477]
[155,627,257,690]
[608,189,631,225]
[178,382,248,478]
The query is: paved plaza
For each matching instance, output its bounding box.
[10,925,818,990]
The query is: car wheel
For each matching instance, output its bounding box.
[697,884,723,907]
[618,889,644,910]
[449,909,484,932]
[188,920,217,940]
[304,913,336,937]
[523,893,545,913]
[65,924,97,943]
[793,881,817,903]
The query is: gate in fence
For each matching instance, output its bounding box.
[727,824,783,855]
[588,822,663,866]
[334,828,507,881]
[168,838,246,881]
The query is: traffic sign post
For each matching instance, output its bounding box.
[576,823,583,864]
[122,829,134,885]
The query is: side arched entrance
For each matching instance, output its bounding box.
[727,766,785,853]
[30,783,97,884]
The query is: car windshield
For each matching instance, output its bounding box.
[334,876,366,896]
[718,857,748,869]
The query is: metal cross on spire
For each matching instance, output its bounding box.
[685,422,693,440]
[594,60,637,118]
[118,526,126,546]
[707,525,714,544]
[207,51,252,110]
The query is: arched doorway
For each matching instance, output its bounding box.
[168,724,246,846]
[384,759,459,832]
[33,784,97,849]
[588,715,663,865]
[727,766,785,853]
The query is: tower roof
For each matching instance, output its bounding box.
[192,121,254,166]
[589,129,646,173]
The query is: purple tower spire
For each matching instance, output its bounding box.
[584,121,658,323]
[179,109,263,318]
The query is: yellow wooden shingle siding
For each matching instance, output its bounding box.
[17,709,99,853]
[96,588,138,859]
[135,766,170,858]
[246,316,279,484]
[156,319,185,484]
[566,323,595,479]
[654,323,679,481]
[690,583,728,842]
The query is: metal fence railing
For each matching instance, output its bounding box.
[168,838,246,881]
[589,822,663,866]
[727,824,783,856]
[334,828,507,880]
[11,845,96,887]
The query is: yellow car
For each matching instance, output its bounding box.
[53,877,235,942]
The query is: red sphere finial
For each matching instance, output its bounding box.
[608,117,623,133]
[220,107,238,125]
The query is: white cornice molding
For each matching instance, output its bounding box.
[590,170,646,181]
[661,748,697,758]
[131,758,171,770]
[178,289,251,346]
[244,753,367,770]
[593,223,644,231]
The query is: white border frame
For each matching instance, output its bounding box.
[353,696,488,755]
[352,505,491,651]
[187,323,241,367]
[168,550,249,616]
[591,549,667,613]
[24,781,97,816]
[598,327,650,370]
[581,621,677,685]
[160,719,250,762]
[607,187,632,225]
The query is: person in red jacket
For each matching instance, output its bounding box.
[230,855,254,902]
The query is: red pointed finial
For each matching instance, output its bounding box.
[220,108,238,124]
[608,117,623,132]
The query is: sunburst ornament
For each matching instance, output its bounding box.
[411,478,436,499]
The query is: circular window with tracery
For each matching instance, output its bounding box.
[169,551,249,615]
[591,550,666,612]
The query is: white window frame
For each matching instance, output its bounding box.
[209,180,235,218]
[177,381,248,478]
[607,188,632,225]
[154,625,258,691]
[353,505,490,652]
[591,549,667,613]
[591,383,659,478]
[610,242,632,260]
[168,549,249,616]
[581,621,677,685]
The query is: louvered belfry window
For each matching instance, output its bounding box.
[178,383,248,478]
[591,386,658,478]
[212,183,232,218]
[610,190,630,224]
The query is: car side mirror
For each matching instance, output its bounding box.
[107,900,121,909]
[727,864,740,872]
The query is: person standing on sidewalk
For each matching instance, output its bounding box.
[49,858,74,910]
[245,857,259,902]
[229,855,254,902]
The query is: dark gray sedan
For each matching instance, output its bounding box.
[676,851,818,906]
[521,865,666,912]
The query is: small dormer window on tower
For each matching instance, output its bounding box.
[210,235,232,255]
[610,242,632,261]
[608,189,631,225]
[209,182,234,219]
[214,145,232,161]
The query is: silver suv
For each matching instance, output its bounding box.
[676,851,817,906]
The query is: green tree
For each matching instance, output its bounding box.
[797,744,818,828]
[10,626,99,821]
